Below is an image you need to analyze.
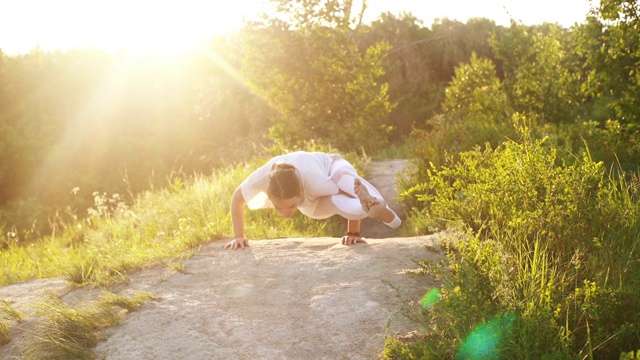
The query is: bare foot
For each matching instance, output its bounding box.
[354,178,398,226]
[354,178,380,211]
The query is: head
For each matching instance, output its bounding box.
[268,162,303,218]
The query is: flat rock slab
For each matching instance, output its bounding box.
[92,236,441,360]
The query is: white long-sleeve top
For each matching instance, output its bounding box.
[239,151,343,219]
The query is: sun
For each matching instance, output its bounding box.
[0,0,263,55]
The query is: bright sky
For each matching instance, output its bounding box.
[0,0,596,56]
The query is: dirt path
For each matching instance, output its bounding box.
[1,159,441,360]
[360,159,410,239]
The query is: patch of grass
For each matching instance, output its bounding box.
[0,299,24,346]
[98,290,157,311]
[21,291,155,360]
[162,256,188,273]
[1,299,24,322]
[0,323,8,346]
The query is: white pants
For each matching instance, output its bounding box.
[309,158,384,220]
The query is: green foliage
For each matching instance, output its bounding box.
[403,11,640,212]
[577,0,640,126]
[391,11,640,356]
[391,124,640,359]
[242,0,394,153]
[401,53,515,207]
[443,52,510,125]
[491,21,583,125]
[364,15,499,139]
[408,118,604,250]
[403,115,514,214]
[553,119,640,171]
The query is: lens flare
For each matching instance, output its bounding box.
[456,313,515,360]
[420,288,441,309]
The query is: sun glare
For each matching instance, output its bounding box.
[93,2,234,54]
[0,1,266,55]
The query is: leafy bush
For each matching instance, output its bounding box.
[400,53,517,220]
[557,120,640,172]
[391,122,640,359]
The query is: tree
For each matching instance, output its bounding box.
[362,15,501,138]
[363,12,437,138]
[406,52,513,177]
[577,0,640,126]
[491,21,582,125]
[428,18,499,83]
[443,52,509,125]
[241,0,393,153]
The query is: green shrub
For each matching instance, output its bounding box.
[558,120,640,172]
[405,118,604,259]
[402,52,516,199]
[391,121,640,359]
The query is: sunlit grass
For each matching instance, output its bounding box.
[22,291,155,360]
[0,323,7,346]
[0,299,24,345]
[0,170,234,286]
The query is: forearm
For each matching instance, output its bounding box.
[338,188,355,198]
[347,219,361,234]
[230,187,246,239]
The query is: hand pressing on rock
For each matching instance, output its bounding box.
[224,238,250,250]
